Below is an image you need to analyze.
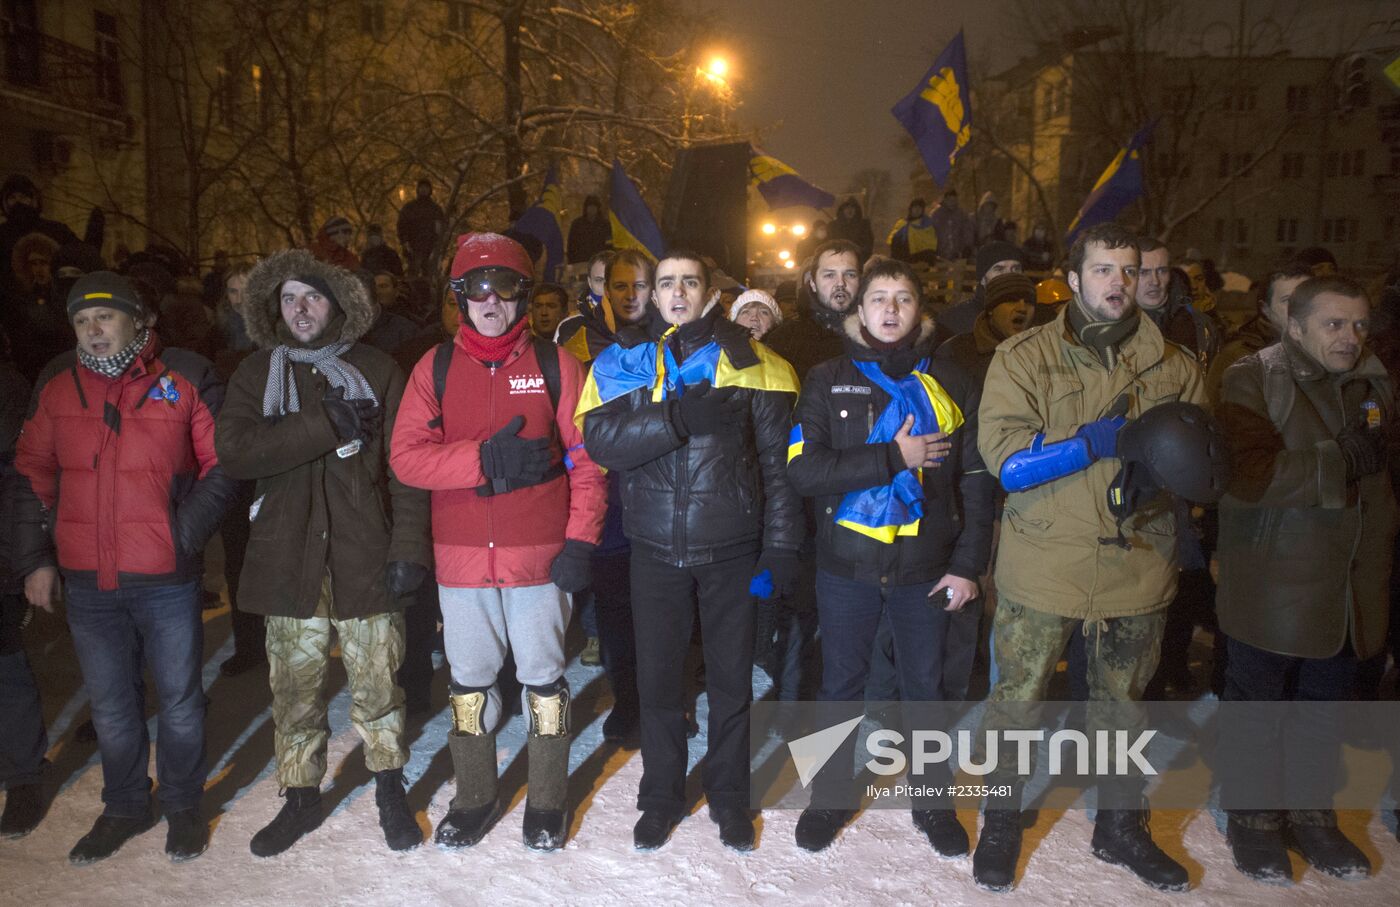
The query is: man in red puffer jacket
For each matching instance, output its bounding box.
[391,232,605,852]
[11,271,234,865]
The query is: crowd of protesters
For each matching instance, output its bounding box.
[2,168,1400,897]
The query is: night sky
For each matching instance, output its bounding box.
[696,0,1397,222]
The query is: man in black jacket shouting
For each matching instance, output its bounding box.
[578,250,803,852]
[786,257,996,855]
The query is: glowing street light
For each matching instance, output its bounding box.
[791,223,807,236]
[783,260,796,270]
[708,56,728,79]
[778,250,791,261]
[761,222,776,235]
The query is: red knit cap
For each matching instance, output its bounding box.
[449,232,535,280]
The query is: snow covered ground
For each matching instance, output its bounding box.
[5,578,1400,906]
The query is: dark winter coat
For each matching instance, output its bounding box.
[934,311,1004,389]
[361,244,404,278]
[214,249,431,619]
[566,198,611,264]
[12,335,235,590]
[828,200,874,262]
[582,310,804,566]
[936,288,985,342]
[1207,314,1277,404]
[396,197,445,256]
[788,316,995,587]
[1215,339,1397,660]
[1143,298,1220,370]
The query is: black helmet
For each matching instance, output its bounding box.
[1119,401,1230,504]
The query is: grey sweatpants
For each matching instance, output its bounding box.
[439,583,571,730]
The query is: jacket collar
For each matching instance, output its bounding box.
[1053,302,1165,374]
[1281,335,1388,384]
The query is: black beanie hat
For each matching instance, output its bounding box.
[67,271,147,319]
[983,273,1037,312]
[976,241,1027,281]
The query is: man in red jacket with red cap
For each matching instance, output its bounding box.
[391,232,605,851]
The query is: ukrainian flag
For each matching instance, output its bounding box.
[750,148,835,211]
[608,159,666,261]
[575,328,798,430]
[831,362,963,543]
[1064,120,1158,247]
[891,29,972,188]
[511,165,566,279]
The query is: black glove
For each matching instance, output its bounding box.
[479,414,551,482]
[671,379,745,438]
[323,386,380,444]
[386,561,430,597]
[753,548,801,599]
[549,539,596,594]
[1338,420,1386,482]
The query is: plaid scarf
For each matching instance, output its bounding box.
[78,328,150,379]
[262,341,377,417]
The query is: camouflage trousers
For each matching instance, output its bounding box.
[265,609,408,788]
[983,598,1166,805]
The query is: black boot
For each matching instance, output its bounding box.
[1226,812,1290,883]
[435,733,500,848]
[1091,808,1189,891]
[523,732,571,852]
[1286,810,1370,880]
[249,787,323,857]
[912,808,969,858]
[794,808,850,852]
[0,783,46,839]
[973,808,1022,892]
[69,811,157,865]
[710,806,755,852]
[633,810,682,851]
[165,808,209,862]
[374,769,422,851]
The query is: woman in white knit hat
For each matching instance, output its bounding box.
[728,288,782,340]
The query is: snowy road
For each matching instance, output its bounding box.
[4,585,1400,905]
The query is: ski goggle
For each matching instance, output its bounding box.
[449,267,533,304]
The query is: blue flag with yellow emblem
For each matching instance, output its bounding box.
[749,148,835,211]
[1063,120,1158,247]
[609,159,667,261]
[891,29,972,188]
[510,165,566,280]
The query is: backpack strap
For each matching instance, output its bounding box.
[428,339,453,429]
[533,336,561,413]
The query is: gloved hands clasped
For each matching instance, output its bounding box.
[750,549,801,600]
[549,539,596,593]
[386,561,430,597]
[672,380,745,438]
[1338,418,1387,483]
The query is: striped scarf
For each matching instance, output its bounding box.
[78,328,150,379]
[262,341,377,417]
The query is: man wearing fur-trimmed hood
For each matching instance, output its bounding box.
[214,249,430,857]
[785,256,995,855]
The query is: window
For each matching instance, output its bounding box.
[1153,151,1190,178]
[94,11,122,106]
[1214,218,1226,242]
[1163,85,1192,112]
[1218,152,1231,178]
[1391,148,1400,174]
[1219,152,1252,177]
[1234,219,1249,246]
[1347,149,1365,176]
[1221,86,1258,112]
[251,63,271,130]
[1285,85,1310,112]
[360,0,385,37]
[1326,150,1366,177]
[1321,218,1359,243]
[1276,218,1298,243]
[1279,152,1305,179]
[445,1,470,33]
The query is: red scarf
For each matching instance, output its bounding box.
[458,317,528,362]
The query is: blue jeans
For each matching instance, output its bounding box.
[65,580,206,816]
[814,570,954,805]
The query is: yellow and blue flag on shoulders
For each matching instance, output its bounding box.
[1064,120,1157,247]
[887,215,940,257]
[510,165,566,280]
[574,327,798,430]
[609,159,666,261]
[749,148,835,211]
[891,29,972,188]
[790,358,963,544]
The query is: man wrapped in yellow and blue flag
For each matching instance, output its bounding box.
[576,250,802,851]
[784,257,995,854]
[886,197,940,267]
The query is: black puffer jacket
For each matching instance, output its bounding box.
[582,309,803,566]
[787,315,996,586]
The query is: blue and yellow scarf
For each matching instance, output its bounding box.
[789,358,963,543]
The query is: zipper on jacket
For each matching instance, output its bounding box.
[673,427,688,567]
[487,364,498,585]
